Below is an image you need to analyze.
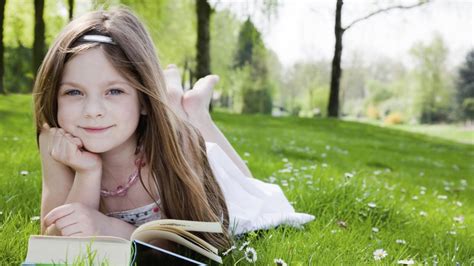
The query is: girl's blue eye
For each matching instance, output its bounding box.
[65,89,82,96]
[108,88,124,95]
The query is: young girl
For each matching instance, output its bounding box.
[33,7,314,251]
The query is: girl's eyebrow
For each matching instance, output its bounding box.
[59,80,131,88]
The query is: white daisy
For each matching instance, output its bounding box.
[373,249,388,260]
[344,172,354,179]
[437,195,448,200]
[419,211,428,217]
[274,258,287,266]
[372,227,379,233]
[453,216,464,223]
[30,216,40,222]
[368,202,377,208]
[20,170,29,176]
[395,239,406,245]
[397,259,415,265]
[239,241,249,251]
[244,247,257,263]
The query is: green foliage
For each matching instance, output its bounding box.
[210,9,240,107]
[3,0,68,93]
[283,62,330,117]
[456,49,474,120]
[233,18,273,114]
[241,81,272,114]
[4,46,33,93]
[410,35,455,123]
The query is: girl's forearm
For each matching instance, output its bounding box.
[65,169,102,210]
[105,216,137,239]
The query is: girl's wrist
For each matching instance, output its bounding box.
[76,166,102,178]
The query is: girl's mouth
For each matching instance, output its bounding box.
[82,126,113,134]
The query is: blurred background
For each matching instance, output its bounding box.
[1,0,473,141]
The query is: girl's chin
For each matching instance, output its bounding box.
[82,143,112,154]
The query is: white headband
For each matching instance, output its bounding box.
[81,34,116,45]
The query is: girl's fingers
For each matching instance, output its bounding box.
[53,212,77,231]
[59,223,82,236]
[43,204,75,228]
[64,133,83,148]
[42,123,50,131]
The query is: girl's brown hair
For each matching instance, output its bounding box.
[33,7,231,250]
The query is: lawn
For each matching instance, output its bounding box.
[0,94,473,265]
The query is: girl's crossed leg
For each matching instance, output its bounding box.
[163,65,253,178]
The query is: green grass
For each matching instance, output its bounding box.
[1,94,473,265]
[343,117,474,145]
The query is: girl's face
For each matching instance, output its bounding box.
[57,47,144,154]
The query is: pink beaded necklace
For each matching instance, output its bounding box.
[100,156,146,197]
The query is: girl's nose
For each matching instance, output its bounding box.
[83,96,106,118]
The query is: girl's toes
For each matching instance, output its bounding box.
[163,65,183,93]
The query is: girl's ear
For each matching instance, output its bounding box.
[140,106,147,115]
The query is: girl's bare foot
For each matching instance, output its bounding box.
[182,75,219,123]
[163,64,187,120]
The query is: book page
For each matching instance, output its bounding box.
[132,230,222,264]
[152,226,218,254]
[135,219,223,233]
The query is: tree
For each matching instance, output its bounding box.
[195,0,211,80]
[68,0,74,21]
[233,18,272,114]
[410,35,452,123]
[33,0,45,78]
[327,0,430,117]
[456,49,474,120]
[0,0,5,94]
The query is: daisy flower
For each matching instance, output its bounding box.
[244,247,257,263]
[373,249,388,260]
[395,239,406,245]
[20,170,29,176]
[344,172,354,179]
[239,241,250,251]
[274,258,287,266]
[397,259,415,265]
[453,215,464,223]
[368,202,377,208]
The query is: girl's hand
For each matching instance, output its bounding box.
[43,203,112,236]
[42,123,102,175]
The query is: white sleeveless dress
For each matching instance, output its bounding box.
[205,142,315,235]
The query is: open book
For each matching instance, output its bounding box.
[23,219,224,265]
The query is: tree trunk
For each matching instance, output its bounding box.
[328,0,344,117]
[0,0,6,94]
[33,0,45,81]
[68,0,74,21]
[195,0,211,79]
[195,0,211,110]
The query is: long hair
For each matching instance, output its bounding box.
[32,7,231,250]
